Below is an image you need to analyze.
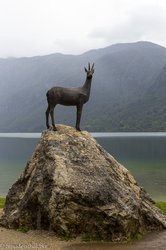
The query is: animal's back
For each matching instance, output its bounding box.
[46,87,62,102]
[46,86,85,105]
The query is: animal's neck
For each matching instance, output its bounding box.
[82,77,92,96]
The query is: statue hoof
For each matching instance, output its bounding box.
[76,127,81,131]
[53,126,57,131]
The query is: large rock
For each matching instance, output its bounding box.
[0,125,165,241]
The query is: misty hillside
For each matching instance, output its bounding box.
[0,41,166,132]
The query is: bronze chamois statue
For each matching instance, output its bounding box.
[46,63,94,131]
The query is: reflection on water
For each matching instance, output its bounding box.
[96,136,166,201]
[0,133,166,200]
[0,137,39,196]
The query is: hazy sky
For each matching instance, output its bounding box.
[0,0,166,57]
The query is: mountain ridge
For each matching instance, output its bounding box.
[0,41,166,132]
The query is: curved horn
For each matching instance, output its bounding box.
[91,63,94,70]
[88,62,90,70]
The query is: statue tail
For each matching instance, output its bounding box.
[46,91,49,103]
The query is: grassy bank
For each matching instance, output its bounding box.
[0,197,166,214]
[0,197,5,208]
[156,201,166,214]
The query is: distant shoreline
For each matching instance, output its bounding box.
[1,132,166,139]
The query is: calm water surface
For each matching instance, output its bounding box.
[0,133,166,200]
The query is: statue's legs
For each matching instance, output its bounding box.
[50,105,57,131]
[46,105,50,129]
[76,104,83,131]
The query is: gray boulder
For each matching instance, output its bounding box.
[0,125,165,241]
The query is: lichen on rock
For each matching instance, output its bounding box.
[0,125,165,241]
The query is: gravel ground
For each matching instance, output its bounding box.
[64,231,166,250]
[0,209,166,250]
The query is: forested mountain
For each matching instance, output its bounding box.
[119,64,166,131]
[0,41,166,132]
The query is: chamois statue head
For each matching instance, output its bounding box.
[84,63,94,79]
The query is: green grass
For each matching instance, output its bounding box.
[156,201,166,214]
[0,197,5,208]
[17,226,30,233]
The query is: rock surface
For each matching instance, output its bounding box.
[0,125,166,241]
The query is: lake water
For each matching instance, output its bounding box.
[0,133,166,201]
